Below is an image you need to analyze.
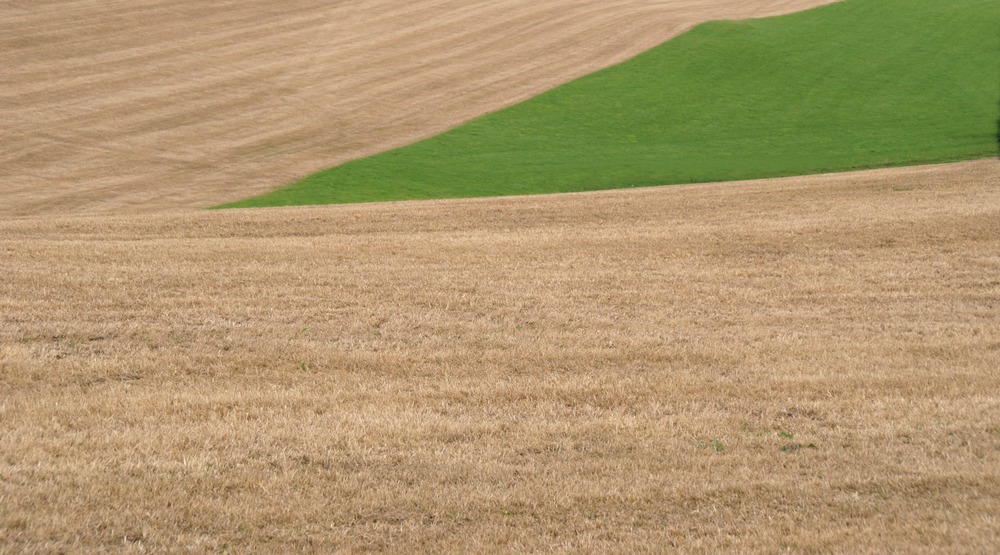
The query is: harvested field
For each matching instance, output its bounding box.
[2,159,999,551]
[1,0,835,216]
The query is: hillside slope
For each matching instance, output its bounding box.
[0,0,834,216]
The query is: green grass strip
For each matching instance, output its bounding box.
[218,0,999,209]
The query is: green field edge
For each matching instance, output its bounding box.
[217,153,994,211]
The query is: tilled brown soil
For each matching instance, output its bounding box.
[1,159,998,551]
[2,0,835,216]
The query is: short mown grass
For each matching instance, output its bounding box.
[218,0,999,208]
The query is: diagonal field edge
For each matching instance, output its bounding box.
[218,0,1000,209]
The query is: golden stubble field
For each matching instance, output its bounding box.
[2,159,999,552]
[3,0,999,551]
[1,0,835,216]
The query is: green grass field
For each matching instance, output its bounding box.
[219,0,999,209]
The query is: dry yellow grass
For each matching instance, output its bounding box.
[2,159,999,552]
[1,0,835,216]
[4,1,996,551]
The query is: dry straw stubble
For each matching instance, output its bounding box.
[1,160,999,551]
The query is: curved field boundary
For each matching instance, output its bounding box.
[0,0,833,216]
[221,0,999,209]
